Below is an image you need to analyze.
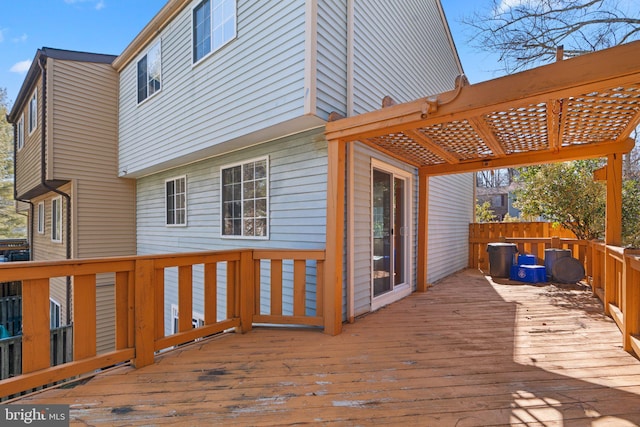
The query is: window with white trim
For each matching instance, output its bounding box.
[37,202,45,234]
[50,299,61,328]
[166,176,187,226]
[17,114,24,151]
[192,0,236,63]
[221,157,268,238]
[137,41,162,104]
[171,305,205,334]
[51,197,62,242]
[28,89,37,134]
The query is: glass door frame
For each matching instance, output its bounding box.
[370,159,413,311]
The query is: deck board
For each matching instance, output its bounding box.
[10,269,640,426]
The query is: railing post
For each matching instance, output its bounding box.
[133,258,155,368]
[550,236,561,249]
[622,250,640,352]
[21,279,50,374]
[238,250,255,333]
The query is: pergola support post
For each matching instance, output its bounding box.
[324,138,346,335]
[417,171,429,292]
[603,153,623,315]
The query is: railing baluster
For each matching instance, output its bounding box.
[271,259,283,315]
[74,274,97,360]
[293,260,306,317]
[21,278,50,374]
[154,267,165,340]
[178,265,193,333]
[204,262,217,325]
[115,271,129,350]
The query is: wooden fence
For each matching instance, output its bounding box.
[0,248,325,398]
[469,222,581,271]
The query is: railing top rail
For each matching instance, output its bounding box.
[252,249,326,261]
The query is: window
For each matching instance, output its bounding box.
[28,89,37,134]
[137,41,162,104]
[50,299,61,329]
[171,305,205,335]
[17,115,24,151]
[37,202,45,234]
[221,157,268,238]
[166,176,187,226]
[193,0,236,63]
[51,197,62,242]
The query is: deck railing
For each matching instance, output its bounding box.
[590,242,640,356]
[0,248,325,398]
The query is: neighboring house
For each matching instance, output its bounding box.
[113,0,473,333]
[476,184,521,220]
[7,48,136,353]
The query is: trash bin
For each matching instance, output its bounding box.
[544,248,571,281]
[487,243,518,278]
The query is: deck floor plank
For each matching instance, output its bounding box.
[9,269,640,426]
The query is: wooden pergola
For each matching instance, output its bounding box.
[322,40,640,335]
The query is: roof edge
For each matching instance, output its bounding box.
[112,0,191,72]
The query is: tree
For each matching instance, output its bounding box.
[464,0,640,74]
[513,160,640,245]
[475,200,497,223]
[0,88,26,238]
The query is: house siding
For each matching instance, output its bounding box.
[316,0,348,118]
[15,78,43,198]
[118,0,310,177]
[136,129,327,333]
[427,174,474,283]
[351,0,461,114]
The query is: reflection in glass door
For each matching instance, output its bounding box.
[372,168,407,298]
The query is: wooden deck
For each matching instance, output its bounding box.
[10,269,640,426]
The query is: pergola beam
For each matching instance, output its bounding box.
[403,128,460,164]
[419,138,635,176]
[468,116,506,157]
[325,41,640,144]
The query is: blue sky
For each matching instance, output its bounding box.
[0,0,500,108]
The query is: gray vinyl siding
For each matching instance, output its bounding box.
[119,0,309,177]
[136,130,327,333]
[316,0,348,118]
[427,174,473,283]
[351,0,461,114]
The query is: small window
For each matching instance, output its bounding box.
[221,157,268,238]
[50,299,61,329]
[17,115,24,151]
[28,89,37,134]
[137,41,162,104]
[192,0,236,64]
[37,202,45,234]
[51,197,62,242]
[166,176,187,226]
[171,305,205,334]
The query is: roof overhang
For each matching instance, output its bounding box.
[325,40,640,176]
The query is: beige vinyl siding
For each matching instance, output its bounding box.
[15,78,43,198]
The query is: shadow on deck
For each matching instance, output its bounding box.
[10,269,640,426]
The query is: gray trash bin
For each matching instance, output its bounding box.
[487,243,518,278]
[544,248,571,281]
